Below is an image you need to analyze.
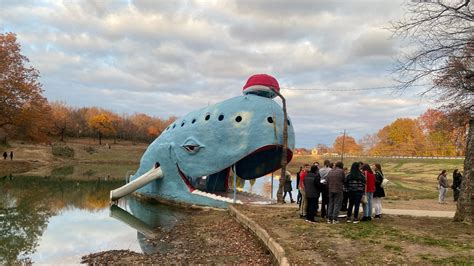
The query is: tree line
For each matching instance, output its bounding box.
[311,109,469,157]
[0,32,175,144]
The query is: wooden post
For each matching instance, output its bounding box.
[341,129,346,164]
[271,88,288,204]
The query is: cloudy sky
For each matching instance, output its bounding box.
[1,0,436,148]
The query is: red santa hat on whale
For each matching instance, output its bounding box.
[242,74,280,99]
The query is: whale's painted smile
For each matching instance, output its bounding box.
[176,144,293,202]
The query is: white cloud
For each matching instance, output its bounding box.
[2,0,437,148]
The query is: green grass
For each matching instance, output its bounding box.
[336,221,472,252]
[51,165,74,177]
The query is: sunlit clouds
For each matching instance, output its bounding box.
[1,0,435,147]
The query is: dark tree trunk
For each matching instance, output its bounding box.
[454,117,473,223]
[60,128,65,142]
[98,132,102,145]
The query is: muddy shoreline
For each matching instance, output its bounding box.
[81,209,272,265]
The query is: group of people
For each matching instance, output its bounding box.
[2,151,13,160]
[287,160,386,224]
[437,169,463,204]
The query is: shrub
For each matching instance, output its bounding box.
[51,165,74,176]
[52,145,74,158]
[83,146,97,154]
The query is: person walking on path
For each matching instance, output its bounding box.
[373,163,385,218]
[304,165,321,223]
[326,161,345,224]
[451,169,462,202]
[361,163,375,221]
[299,164,310,218]
[296,166,302,205]
[345,162,366,223]
[319,159,331,219]
[283,171,295,203]
[438,170,449,204]
[2,152,6,160]
[9,151,13,160]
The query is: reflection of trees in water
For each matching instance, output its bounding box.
[0,201,52,264]
[0,177,124,264]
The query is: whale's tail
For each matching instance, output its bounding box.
[110,167,163,201]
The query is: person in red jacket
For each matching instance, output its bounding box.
[299,164,310,218]
[361,163,376,221]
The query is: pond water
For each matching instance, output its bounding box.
[0,174,294,264]
[0,177,186,264]
[241,174,299,200]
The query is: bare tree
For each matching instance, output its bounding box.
[393,0,473,222]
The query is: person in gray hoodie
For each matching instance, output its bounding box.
[304,165,321,222]
[326,161,345,223]
[318,159,331,219]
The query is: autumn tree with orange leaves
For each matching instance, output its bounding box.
[0,32,50,142]
[332,135,362,155]
[370,118,425,156]
[50,102,71,141]
[88,114,115,145]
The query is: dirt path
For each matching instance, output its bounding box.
[81,209,272,264]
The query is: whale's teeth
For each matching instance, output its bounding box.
[192,190,242,204]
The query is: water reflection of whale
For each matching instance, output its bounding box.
[109,197,187,254]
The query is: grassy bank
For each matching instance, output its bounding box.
[236,205,473,264]
[0,139,147,180]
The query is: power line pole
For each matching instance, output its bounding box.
[341,129,346,163]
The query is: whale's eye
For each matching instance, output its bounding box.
[267,117,274,123]
[183,144,201,153]
[235,116,242,122]
[181,138,203,154]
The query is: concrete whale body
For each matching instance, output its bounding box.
[130,94,295,208]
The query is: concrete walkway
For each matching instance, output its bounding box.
[383,208,455,218]
[251,204,455,218]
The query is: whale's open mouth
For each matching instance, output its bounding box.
[177,145,293,203]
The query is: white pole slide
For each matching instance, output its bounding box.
[110,167,163,201]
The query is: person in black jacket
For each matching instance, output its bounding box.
[452,169,462,202]
[345,162,366,223]
[373,163,385,218]
[304,165,321,222]
[296,166,302,205]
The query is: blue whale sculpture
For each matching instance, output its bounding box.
[111,75,295,208]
